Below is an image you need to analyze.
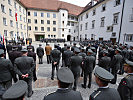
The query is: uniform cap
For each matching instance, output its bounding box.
[124,59,133,67]
[74,48,80,53]
[12,45,18,48]
[57,67,74,83]
[21,48,28,52]
[103,50,108,54]
[90,47,95,50]
[94,67,114,81]
[87,49,93,53]
[2,80,27,99]
[116,48,121,52]
[39,44,42,46]
[0,49,4,55]
[27,46,32,49]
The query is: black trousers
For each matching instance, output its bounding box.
[51,63,59,79]
[111,69,118,84]
[46,55,51,64]
[83,72,92,87]
[0,80,12,90]
[38,56,43,64]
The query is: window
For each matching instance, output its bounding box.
[102,4,106,11]
[41,13,44,17]
[10,20,13,27]
[62,21,64,24]
[9,9,12,16]
[19,6,21,12]
[69,29,71,32]
[23,17,26,22]
[34,12,37,16]
[10,31,13,37]
[113,13,119,24]
[14,2,16,8]
[47,20,50,24]
[48,35,50,38]
[24,25,26,30]
[3,18,7,26]
[71,22,74,26]
[80,24,82,31]
[21,32,23,37]
[28,12,30,16]
[1,4,5,13]
[47,27,50,31]
[62,29,64,31]
[28,19,31,23]
[62,13,64,17]
[41,27,44,31]
[34,19,37,24]
[112,32,116,37]
[54,35,56,37]
[101,17,105,27]
[51,35,53,38]
[28,26,31,30]
[35,27,38,31]
[53,14,56,18]
[20,15,22,21]
[4,30,7,36]
[129,8,133,22]
[16,22,18,29]
[86,13,88,19]
[93,9,96,15]
[107,26,113,32]
[85,22,88,30]
[8,0,11,5]
[126,34,133,42]
[47,13,50,18]
[114,0,121,6]
[62,34,64,37]
[92,20,95,29]
[53,27,56,31]
[74,30,75,33]
[71,16,74,20]
[81,16,83,21]
[53,21,56,25]
[20,24,22,29]
[23,9,25,15]
[41,20,44,24]
[67,22,70,26]
[85,34,87,39]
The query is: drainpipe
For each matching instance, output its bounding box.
[118,0,125,44]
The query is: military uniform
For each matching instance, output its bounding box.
[6,43,12,53]
[61,44,67,67]
[14,49,35,97]
[27,45,35,52]
[50,47,61,80]
[36,44,44,64]
[70,49,82,90]
[64,49,73,67]
[89,67,121,100]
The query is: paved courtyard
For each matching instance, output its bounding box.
[23,41,126,100]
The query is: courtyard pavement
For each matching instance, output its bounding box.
[21,41,126,100]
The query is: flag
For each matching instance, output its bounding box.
[15,9,17,21]
[3,35,5,44]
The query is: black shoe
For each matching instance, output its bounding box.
[33,78,37,82]
[81,84,86,89]
[51,77,54,80]
[73,87,76,91]
[88,85,91,88]
[81,74,83,77]
[28,91,34,97]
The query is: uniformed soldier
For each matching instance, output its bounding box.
[45,44,52,64]
[27,42,35,52]
[14,49,35,97]
[17,41,22,51]
[70,48,82,91]
[0,49,16,89]
[78,48,86,77]
[61,44,67,67]
[98,50,111,71]
[81,49,95,89]
[110,48,123,84]
[129,46,133,61]
[2,80,28,100]
[117,60,133,100]
[89,67,121,100]
[27,47,37,82]
[50,44,61,80]
[71,43,78,52]
[43,67,83,100]
[64,45,73,67]
[36,44,44,64]
[6,41,12,54]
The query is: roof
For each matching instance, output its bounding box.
[20,0,84,16]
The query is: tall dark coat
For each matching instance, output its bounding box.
[43,89,83,100]
[6,44,12,53]
[64,49,73,67]
[27,45,35,52]
[36,47,44,57]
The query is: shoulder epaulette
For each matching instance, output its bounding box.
[94,91,101,98]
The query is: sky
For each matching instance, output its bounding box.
[59,0,91,7]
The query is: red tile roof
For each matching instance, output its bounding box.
[20,0,84,16]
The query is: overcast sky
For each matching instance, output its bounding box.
[59,0,91,7]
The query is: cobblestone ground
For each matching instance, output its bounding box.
[22,41,126,100]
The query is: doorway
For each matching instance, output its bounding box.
[67,35,71,41]
[35,35,45,41]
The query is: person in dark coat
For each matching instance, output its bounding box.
[89,67,121,100]
[27,47,37,82]
[61,44,67,67]
[36,44,44,64]
[71,43,78,52]
[98,50,111,71]
[14,49,35,97]
[117,60,133,100]
[129,46,133,61]
[6,41,12,54]
[17,41,22,51]
[64,45,73,67]
[27,42,35,52]
[50,44,61,80]
[81,49,95,89]
[43,67,83,100]
[0,49,16,89]
[70,48,82,91]
[110,48,123,84]
[2,80,27,100]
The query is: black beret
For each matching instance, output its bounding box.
[2,80,27,99]
[57,67,74,83]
